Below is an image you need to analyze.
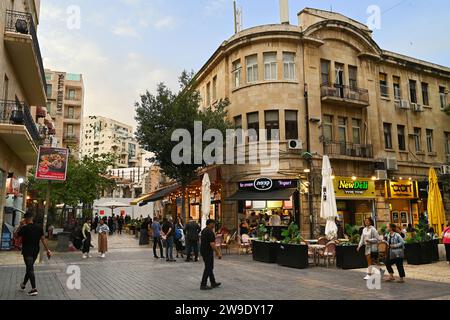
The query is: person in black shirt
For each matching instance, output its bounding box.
[161,217,175,262]
[15,212,52,297]
[184,217,201,262]
[200,219,222,290]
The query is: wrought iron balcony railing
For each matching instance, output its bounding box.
[5,10,47,89]
[0,100,41,145]
[321,83,369,104]
[323,141,373,159]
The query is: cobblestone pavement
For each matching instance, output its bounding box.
[1,234,449,300]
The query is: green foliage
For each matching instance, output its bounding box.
[344,224,361,245]
[134,71,232,187]
[406,221,431,244]
[281,223,304,244]
[379,224,387,236]
[257,224,268,241]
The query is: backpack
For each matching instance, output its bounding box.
[175,228,183,240]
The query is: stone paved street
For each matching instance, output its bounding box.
[1,234,449,300]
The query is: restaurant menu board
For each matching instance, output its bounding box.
[35,147,69,181]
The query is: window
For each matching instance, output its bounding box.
[414,127,421,152]
[246,55,258,83]
[285,110,298,140]
[46,102,52,113]
[409,80,417,103]
[440,86,447,110]
[421,82,429,106]
[445,132,450,156]
[206,82,211,105]
[66,124,74,135]
[264,52,277,80]
[283,52,296,80]
[397,125,406,151]
[393,76,401,100]
[335,63,344,85]
[383,123,392,149]
[66,106,75,119]
[234,115,242,129]
[67,89,76,100]
[265,111,279,140]
[212,76,217,101]
[349,66,357,89]
[322,115,333,142]
[380,73,388,97]
[232,60,242,88]
[46,84,53,98]
[247,112,259,141]
[45,73,52,81]
[426,129,433,153]
[352,119,361,144]
[337,117,347,143]
[320,60,330,85]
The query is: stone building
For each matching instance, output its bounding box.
[192,7,450,237]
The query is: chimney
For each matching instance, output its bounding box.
[279,0,289,24]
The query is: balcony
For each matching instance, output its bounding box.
[63,114,81,123]
[4,10,47,106]
[63,134,79,144]
[320,84,369,108]
[323,141,373,160]
[0,100,40,164]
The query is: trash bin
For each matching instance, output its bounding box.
[56,232,71,252]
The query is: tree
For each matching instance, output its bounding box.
[135,71,232,219]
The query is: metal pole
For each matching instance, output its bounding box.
[39,180,51,263]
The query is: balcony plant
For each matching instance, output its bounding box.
[276,223,308,269]
[252,224,280,264]
[336,224,368,269]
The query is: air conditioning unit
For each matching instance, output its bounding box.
[287,140,303,150]
[441,165,450,175]
[375,170,388,180]
[384,158,398,171]
[411,103,424,112]
[399,100,410,110]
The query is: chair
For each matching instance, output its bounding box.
[239,234,251,255]
[317,237,328,245]
[317,241,337,267]
[221,234,231,255]
[376,241,389,265]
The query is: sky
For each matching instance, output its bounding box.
[38,0,450,128]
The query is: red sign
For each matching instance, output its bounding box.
[100,210,105,216]
[35,147,69,181]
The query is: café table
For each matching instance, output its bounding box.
[308,244,326,266]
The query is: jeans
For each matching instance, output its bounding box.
[23,254,38,289]
[165,236,174,260]
[185,239,199,260]
[385,257,406,278]
[445,244,450,262]
[82,233,91,254]
[153,236,164,257]
[201,254,216,287]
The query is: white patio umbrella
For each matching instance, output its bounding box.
[96,201,130,217]
[201,173,211,230]
[319,156,338,240]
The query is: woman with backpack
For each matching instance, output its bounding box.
[174,218,185,259]
[384,224,406,283]
[442,221,450,265]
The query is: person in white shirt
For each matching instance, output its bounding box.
[357,217,380,280]
[270,212,281,226]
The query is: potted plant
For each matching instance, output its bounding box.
[276,223,308,269]
[405,223,433,265]
[252,224,280,264]
[336,224,368,270]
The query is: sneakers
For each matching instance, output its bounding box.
[19,283,26,292]
[82,254,88,259]
[200,286,212,291]
[101,253,106,258]
[363,274,371,280]
[27,289,38,296]
[154,256,159,259]
[211,282,222,289]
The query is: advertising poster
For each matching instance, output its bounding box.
[35,147,69,181]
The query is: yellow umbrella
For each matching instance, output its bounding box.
[427,167,446,237]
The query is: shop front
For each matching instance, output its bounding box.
[333,177,376,228]
[385,180,419,228]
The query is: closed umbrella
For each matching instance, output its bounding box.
[427,167,445,237]
[320,156,338,239]
[201,174,211,230]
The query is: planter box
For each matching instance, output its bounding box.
[252,241,280,264]
[405,242,433,265]
[336,245,368,270]
[431,239,440,262]
[277,243,308,269]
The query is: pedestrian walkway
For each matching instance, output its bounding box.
[1,234,449,300]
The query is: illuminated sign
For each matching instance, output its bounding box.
[254,178,273,191]
[386,180,418,199]
[334,177,375,198]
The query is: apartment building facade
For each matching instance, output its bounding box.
[81,116,143,169]
[0,0,46,235]
[44,69,84,158]
[193,8,450,237]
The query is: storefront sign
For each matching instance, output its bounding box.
[386,180,418,199]
[254,178,273,191]
[57,73,65,113]
[334,177,375,198]
[35,147,69,181]
[239,179,297,191]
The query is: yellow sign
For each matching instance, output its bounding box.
[386,180,418,199]
[333,177,376,198]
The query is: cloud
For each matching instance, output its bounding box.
[112,20,140,38]
[154,16,176,30]
[204,0,228,15]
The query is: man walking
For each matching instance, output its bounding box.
[15,212,52,296]
[151,217,164,259]
[161,217,175,262]
[184,217,201,262]
[200,219,222,290]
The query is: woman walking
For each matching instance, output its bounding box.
[385,224,406,283]
[174,218,185,259]
[357,217,380,280]
[81,218,92,259]
[443,221,450,265]
[139,218,150,245]
[96,219,110,258]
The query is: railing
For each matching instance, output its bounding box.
[321,83,369,104]
[323,141,373,158]
[5,10,47,90]
[0,100,41,145]
[63,134,78,142]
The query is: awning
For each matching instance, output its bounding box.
[131,184,180,206]
[226,188,297,201]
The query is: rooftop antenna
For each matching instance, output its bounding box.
[234,0,243,33]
